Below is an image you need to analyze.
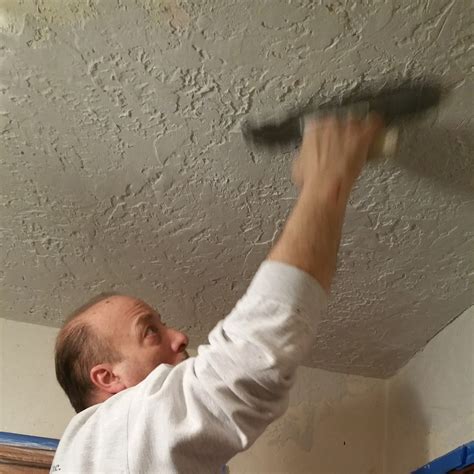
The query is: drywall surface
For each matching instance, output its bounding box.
[229,366,385,474]
[0,318,75,438]
[384,305,474,474]
[0,317,385,473]
[0,0,473,378]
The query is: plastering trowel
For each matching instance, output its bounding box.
[241,80,444,160]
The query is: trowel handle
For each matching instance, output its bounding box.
[368,126,399,160]
[301,111,399,161]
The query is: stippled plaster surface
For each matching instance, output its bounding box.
[0,0,472,378]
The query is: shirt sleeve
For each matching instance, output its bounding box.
[127,261,328,473]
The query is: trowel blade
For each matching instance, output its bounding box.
[242,80,444,149]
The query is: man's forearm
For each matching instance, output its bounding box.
[268,178,349,294]
[267,116,381,294]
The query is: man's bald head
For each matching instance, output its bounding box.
[55,293,123,413]
[55,293,189,413]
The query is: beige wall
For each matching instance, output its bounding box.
[384,305,474,474]
[0,319,74,438]
[1,307,473,473]
[229,367,385,474]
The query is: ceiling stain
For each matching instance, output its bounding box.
[0,0,472,378]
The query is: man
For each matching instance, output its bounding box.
[52,115,383,473]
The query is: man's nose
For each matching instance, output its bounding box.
[170,329,189,353]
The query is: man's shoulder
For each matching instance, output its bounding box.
[59,363,177,443]
[53,392,132,472]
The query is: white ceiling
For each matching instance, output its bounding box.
[0,0,472,378]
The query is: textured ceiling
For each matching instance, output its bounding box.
[0,0,473,378]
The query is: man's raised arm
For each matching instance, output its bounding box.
[126,115,384,473]
[270,115,383,293]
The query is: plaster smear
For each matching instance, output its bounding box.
[0,0,473,378]
[0,0,99,34]
[0,0,189,33]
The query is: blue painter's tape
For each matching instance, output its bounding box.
[0,431,59,450]
[412,441,474,473]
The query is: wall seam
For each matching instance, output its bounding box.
[382,376,390,474]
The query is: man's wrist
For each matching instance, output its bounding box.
[301,175,351,210]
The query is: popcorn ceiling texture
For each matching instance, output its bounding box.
[0,0,472,378]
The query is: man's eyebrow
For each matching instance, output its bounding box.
[134,313,154,329]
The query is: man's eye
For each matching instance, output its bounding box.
[145,326,158,337]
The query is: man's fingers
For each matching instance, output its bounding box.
[302,116,328,138]
[305,113,383,133]
[363,112,385,138]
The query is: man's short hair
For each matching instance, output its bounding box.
[55,293,123,413]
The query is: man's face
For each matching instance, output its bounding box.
[88,295,189,389]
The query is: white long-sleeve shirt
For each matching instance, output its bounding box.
[51,261,327,473]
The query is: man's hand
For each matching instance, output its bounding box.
[292,114,383,205]
[269,114,384,294]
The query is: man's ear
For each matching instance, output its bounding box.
[90,364,126,395]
